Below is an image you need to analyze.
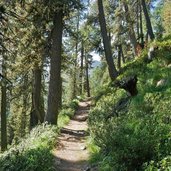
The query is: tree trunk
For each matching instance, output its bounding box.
[141,0,155,40]
[85,55,90,97]
[30,98,38,129]
[123,1,138,56]
[21,75,28,137]
[136,0,140,39]
[79,40,84,95]
[117,45,121,70]
[72,46,78,100]
[45,10,63,125]
[58,76,62,110]
[30,67,44,129]
[97,0,118,81]
[121,45,125,63]
[71,12,80,100]
[139,1,144,46]
[1,57,7,152]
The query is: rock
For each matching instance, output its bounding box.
[80,146,87,150]
[156,79,167,87]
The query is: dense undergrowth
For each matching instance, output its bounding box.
[88,37,171,171]
[0,124,58,171]
[0,99,79,171]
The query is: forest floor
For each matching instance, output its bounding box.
[53,99,94,171]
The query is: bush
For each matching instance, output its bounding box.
[88,39,171,170]
[89,91,171,170]
[0,124,58,171]
[144,156,171,170]
[69,99,79,110]
[58,108,75,127]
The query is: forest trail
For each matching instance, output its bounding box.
[53,99,93,171]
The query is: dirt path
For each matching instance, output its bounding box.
[53,100,92,171]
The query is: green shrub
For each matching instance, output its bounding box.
[0,124,58,171]
[144,156,171,170]
[58,108,75,127]
[88,39,171,170]
[89,92,171,170]
[69,99,79,110]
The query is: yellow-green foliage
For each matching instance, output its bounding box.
[88,39,171,170]
[58,108,74,128]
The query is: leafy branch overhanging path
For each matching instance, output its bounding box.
[53,99,94,171]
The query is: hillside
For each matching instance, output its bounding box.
[88,37,171,170]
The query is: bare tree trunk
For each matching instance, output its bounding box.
[141,0,155,40]
[139,1,144,46]
[1,56,7,152]
[97,0,118,81]
[72,12,80,99]
[33,67,45,122]
[121,45,125,63]
[58,76,62,110]
[79,40,84,95]
[21,75,28,137]
[30,94,38,129]
[85,55,90,97]
[72,47,78,100]
[136,0,140,39]
[45,10,63,125]
[30,66,45,129]
[117,45,121,70]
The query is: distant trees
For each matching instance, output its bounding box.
[0,0,161,151]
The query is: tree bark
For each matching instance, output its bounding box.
[136,0,140,39]
[139,1,144,46]
[79,40,84,95]
[85,55,90,97]
[97,0,118,81]
[141,0,155,40]
[45,10,63,125]
[58,76,62,110]
[121,45,125,63]
[30,66,45,129]
[71,12,80,100]
[21,75,28,137]
[117,45,121,70]
[1,57,7,152]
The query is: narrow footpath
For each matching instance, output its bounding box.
[53,99,92,171]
